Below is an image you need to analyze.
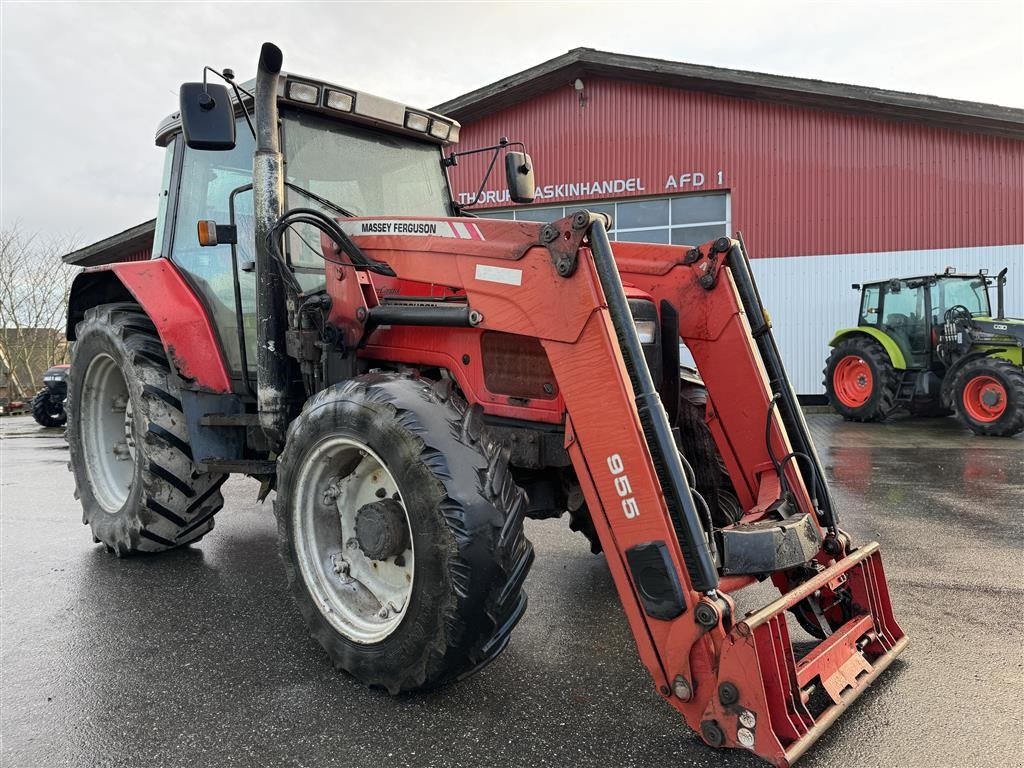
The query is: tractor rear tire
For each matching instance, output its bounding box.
[32,388,66,428]
[67,303,227,554]
[823,337,899,422]
[274,373,534,693]
[950,357,1024,437]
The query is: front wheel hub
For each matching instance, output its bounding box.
[963,375,1007,422]
[356,499,409,560]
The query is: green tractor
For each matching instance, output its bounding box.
[824,268,1024,437]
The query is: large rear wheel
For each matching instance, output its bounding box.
[274,373,534,693]
[950,357,1024,437]
[67,303,227,554]
[823,337,899,422]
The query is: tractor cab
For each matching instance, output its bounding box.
[853,271,993,368]
[149,74,467,380]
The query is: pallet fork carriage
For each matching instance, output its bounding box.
[64,43,905,766]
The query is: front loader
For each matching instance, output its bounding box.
[64,43,905,766]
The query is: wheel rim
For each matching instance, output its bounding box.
[292,437,415,644]
[80,353,136,513]
[833,355,874,408]
[962,375,1007,422]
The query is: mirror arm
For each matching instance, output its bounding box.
[202,65,256,141]
[458,145,503,210]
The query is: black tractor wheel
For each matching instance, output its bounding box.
[274,373,534,693]
[31,388,66,428]
[677,382,743,528]
[569,378,743,555]
[823,337,899,422]
[950,357,1024,437]
[67,303,227,554]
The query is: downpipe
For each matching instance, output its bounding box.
[252,42,289,446]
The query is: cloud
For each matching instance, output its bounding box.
[1,1,1021,244]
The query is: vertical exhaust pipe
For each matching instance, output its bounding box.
[252,42,288,445]
[996,267,1007,320]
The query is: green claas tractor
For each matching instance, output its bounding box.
[824,268,1024,437]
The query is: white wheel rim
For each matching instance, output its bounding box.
[81,353,135,513]
[292,436,415,644]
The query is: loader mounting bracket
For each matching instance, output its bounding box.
[540,210,592,278]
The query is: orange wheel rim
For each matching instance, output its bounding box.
[962,375,1007,422]
[833,355,874,408]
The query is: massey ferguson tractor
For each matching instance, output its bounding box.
[64,44,905,766]
[825,270,1024,436]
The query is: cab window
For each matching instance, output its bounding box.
[170,121,256,374]
[930,278,990,321]
[859,285,880,326]
[881,281,928,353]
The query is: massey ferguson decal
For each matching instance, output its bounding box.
[339,220,485,240]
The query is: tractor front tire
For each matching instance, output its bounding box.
[950,357,1024,437]
[32,388,66,428]
[823,337,899,422]
[274,373,534,693]
[67,303,227,554]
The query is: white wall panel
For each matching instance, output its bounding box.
[749,244,1024,395]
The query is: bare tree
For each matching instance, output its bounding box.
[0,223,79,398]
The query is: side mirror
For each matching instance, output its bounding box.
[504,151,535,204]
[179,83,236,151]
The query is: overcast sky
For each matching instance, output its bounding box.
[1,1,1021,247]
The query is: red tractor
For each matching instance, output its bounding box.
[64,44,905,766]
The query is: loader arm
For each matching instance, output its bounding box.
[322,213,906,766]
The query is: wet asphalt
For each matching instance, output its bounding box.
[1,413,1021,768]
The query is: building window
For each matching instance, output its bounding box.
[485,192,730,246]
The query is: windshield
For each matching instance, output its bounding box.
[929,277,990,321]
[282,109,451,268]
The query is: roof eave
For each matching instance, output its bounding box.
[433,48,1024,139]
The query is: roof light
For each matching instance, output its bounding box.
[428,120,451,141]
[405,112,430,132]
[325,89,354,112]
[448,124,460,143]
[287,81,319,104]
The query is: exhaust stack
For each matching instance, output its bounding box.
[996,267,1007,320]
[252,42,289,445]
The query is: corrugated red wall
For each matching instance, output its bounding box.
[447,79,1024,259]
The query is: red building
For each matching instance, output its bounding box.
[435,49,1024,394]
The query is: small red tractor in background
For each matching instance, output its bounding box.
[64,43,905,766]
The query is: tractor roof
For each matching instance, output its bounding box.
[859,272,990,287]
[155,72,461,149]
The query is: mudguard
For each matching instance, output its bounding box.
[66,260,232,392]
[829,327,907,369]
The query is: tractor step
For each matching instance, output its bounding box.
[704,542,906,767]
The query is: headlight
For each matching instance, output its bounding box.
[287,81,319,105]
[634,319,657,344]
[405,112,430,132]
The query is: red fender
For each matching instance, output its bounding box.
[75,260,232,392]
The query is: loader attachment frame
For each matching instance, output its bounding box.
[320,211,906,765]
